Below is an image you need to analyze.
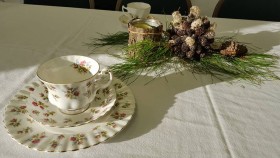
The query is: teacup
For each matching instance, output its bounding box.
[37,55,113,115]
[122,2,151,19]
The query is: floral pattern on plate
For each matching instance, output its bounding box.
[3,78,135,152]
[25,82,117,127]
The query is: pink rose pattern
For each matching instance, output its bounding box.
[6,80,133,150]
[72,60,92,74]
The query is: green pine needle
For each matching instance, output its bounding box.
[85,32,128,48]
[87,32,280,85]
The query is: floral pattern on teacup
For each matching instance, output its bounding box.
[25,83,117,127]
[65,87,80,99]
[72,60,92,74]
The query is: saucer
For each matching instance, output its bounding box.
[4,78,135,152]
[25,81,116,127]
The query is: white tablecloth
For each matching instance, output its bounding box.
[0,3,280,158]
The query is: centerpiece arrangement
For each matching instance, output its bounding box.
[87,6,279,85]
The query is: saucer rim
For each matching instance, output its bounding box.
[3,78,135,152]
[25,82,117,128]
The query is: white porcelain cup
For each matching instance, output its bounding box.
[122,2,151,19]
[37,55,113,115]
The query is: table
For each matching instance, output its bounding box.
[0,2,280,158]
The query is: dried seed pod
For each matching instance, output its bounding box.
[199,36,208,46]
[185,37,195,47]
[191,18,203,30]
[202,18,211,29]
[178,51,186,58]
[173,36,183,45]
[186,51,195,59]
[168,6,216,60]
[220,41,248,57]
[204,30,215,39]
[181,42,190,53]
[195,27,205,36]
[171,35,179,40]
[176,29,186,36]
[173,45,182,55]
[208,38,215,44]
[189,44,197,52]
[182,20,191,30]
[172,11,182,24]
[189,6,201,18]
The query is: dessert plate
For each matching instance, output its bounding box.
[4,78,135,152]
[25,82,116,127]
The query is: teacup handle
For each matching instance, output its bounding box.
[94,68,113,91]
[122,5,127,12]
[122,5,134,19]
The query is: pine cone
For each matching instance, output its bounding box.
[195,27,205,36]
[186,51,195,59]
[176,29,186,36]
[204,30,215,39]
[199,36,208,46]
[168,6,216,60]
[182,20,191,30]
[172,45,182,55]
[220,41,248,57]
[202,19,211,29]
[181,43,190,53]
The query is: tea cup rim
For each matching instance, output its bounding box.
[37,55,100,85]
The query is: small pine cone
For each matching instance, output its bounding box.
[166,29,175,37]
[199,36,208,46]
[169,36,182,46]
[186,15,195,23]
[195,27,205,36]
[191,34,198,41]
[182,20,191,30]
[172,45,182,55]
[208,38,215,44]
[189,45,197,52]
[204,45,211,50]
[200,53,206,58]
[186,29,194,36]
[173,36,183,45]
[176,29,186,36]
[186,51,195,59]
[171,35,179,40]
[220,41,248,57]
[180,35,188,41]
[196,45,202,54]
[202,18,211,29]
[178,51,186,58]
[204,30,215,39]
[181,43,190,53]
